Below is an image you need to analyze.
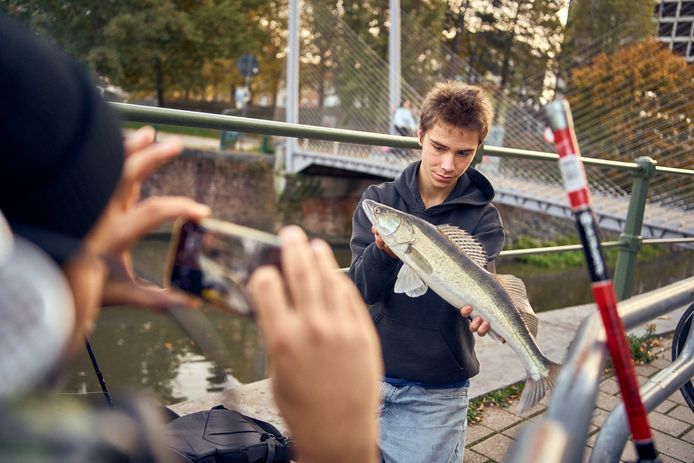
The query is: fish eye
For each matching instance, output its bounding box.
[374,206,382,213]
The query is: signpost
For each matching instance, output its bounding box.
[236,54,259,117]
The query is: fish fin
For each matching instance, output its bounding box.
[519,312,539,339]
[437,225,488,269]
[395,264,428,297]
[404,244,433,274]
[516,360,562,415]
[494,273,539,337]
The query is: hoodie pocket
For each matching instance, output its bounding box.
[376,313,466,383]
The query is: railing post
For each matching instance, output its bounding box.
[472,143,485,167]
[613,156,657,300]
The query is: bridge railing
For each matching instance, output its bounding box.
[114,103,694,301]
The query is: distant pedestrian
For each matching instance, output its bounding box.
[393,99,417,137]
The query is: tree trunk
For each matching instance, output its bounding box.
[500,4,521,90]
[155,57,165,107]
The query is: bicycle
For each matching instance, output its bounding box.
[672,302,694,411]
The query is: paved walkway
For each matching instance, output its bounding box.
[465,331,693,463]
[170,300,693,462]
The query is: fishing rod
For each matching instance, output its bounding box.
[85,338,113,406]
[545,100,660,463]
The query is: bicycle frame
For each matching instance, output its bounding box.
[590,316,694,461]
[504,276,694,463]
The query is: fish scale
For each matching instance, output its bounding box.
[411,225,545,377]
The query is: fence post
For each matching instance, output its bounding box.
[613,156,657,300]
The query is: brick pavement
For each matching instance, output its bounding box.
[464,333,694,462]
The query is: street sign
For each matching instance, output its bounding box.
[236,54,259,78]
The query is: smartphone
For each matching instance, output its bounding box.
[164,218,281,316]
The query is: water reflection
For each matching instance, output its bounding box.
[61,237,693,405]
[497,248,694,312]
[61,238,266,405]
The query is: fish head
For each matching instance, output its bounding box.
[361,200,414,246]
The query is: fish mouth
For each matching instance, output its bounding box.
[361,199,379,224]
[362,199,399,236]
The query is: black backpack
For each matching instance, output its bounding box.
[164,405,294,463]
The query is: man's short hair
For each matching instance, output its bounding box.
[419,81,494,145]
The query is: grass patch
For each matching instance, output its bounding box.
[467,383,524,424]
[629,324,661,364]
[123,121,221,139]
[505,235,668,269]
[604,323,661,373]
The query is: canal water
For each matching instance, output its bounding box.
[61,237,694,405]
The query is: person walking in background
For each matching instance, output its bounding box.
[393,99,418,137]
[350,81,504,462]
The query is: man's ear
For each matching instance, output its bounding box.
[417,129,423,146]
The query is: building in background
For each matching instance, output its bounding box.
[656,0,694,62]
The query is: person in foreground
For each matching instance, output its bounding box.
[249,226,383,463]
[0,14,382,463]
[349,81,505,462]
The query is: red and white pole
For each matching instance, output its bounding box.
[546,99,659,462]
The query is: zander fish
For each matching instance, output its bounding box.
[362,199,561,414]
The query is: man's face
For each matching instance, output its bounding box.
[418,121,480,194]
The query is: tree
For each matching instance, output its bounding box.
[245,0,287,110]
[567,39,693,198]
[2,0,253,106]
[99,2,199,107]
[0,0,123,59]
[559,0,655,84]
[462,1,564,108]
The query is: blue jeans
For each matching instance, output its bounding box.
[378,381,469,463]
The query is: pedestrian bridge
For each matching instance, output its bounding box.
[288,139,693,240]
[115,102,693,242]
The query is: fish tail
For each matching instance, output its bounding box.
[517,360,561,415]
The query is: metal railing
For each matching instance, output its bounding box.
[115,102,694,301]
[115,103,694,462]
[504,276,694,463]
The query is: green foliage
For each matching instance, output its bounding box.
[604,324,660,373]
[2,0,258,106]
[276,174,324,225]
[507,235,613,268]
[467,382,524,423]
[123,122,221,139]
[560,0,656,74]
[628,323,660,365]
[505,235,668,269]
[440,0,564,107]
[1,0,567,117]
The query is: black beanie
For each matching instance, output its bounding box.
[0,14,124,262]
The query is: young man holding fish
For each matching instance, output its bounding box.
[350,82,508,462]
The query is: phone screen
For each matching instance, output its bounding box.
[165,218,281,316]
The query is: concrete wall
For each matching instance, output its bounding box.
[142,150,277,232]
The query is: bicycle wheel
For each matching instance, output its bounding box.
[671,302,694,412]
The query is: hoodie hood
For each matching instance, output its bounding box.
[393,161,495,213]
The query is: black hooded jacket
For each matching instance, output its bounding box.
[349,161,505,385]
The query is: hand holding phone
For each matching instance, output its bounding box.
[246,226,383,463]
[164,219,280,316]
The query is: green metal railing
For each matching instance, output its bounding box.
[114,103,694,301]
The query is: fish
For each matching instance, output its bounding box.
[361,199,561,414]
